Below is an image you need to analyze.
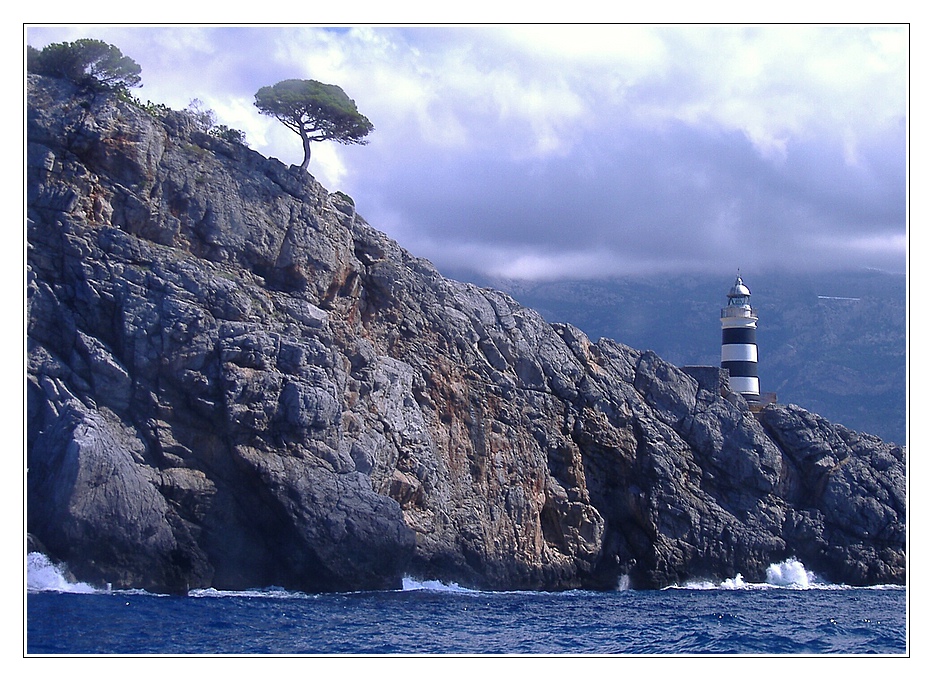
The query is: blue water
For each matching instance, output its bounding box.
[25,553,906,655]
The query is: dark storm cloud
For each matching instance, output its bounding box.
[349,116,906,277]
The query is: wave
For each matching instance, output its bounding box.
[400,577,479,593]
[187,586,315,599]
[26,552,99,594]
[670,557,885,591]
[28,553,902,598]
[192,578,487,598]
[185,578,481,598]
[765,557,818,587]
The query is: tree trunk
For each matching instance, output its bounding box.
[300,131,311,170]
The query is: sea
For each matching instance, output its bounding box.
[25,552,907,657]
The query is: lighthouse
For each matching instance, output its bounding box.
[720,274,760,401]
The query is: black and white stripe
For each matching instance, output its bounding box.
[721,276,760,400]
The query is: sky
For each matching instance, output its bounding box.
[24,24,908,281]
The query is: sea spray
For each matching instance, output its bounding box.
[187,586,311,599]
[720,573,747,589]
[26,552,98,594]
[401,577,477,592]
[765,557,816,588]
[679,558,824,590]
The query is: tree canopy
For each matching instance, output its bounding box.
[254,78,373,169]
[27,39,142,92]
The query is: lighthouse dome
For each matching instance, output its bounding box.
[728,276,750,299]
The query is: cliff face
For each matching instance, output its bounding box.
[26,76,906,594]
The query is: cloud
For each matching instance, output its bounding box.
[25,24,907,279]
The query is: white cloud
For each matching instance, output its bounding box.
[494,25,669,70]
[617,26,906,159]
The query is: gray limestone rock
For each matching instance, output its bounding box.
[26,74,905,593]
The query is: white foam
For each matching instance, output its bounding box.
[401,577,477,592]
[677,558,833,591]
[720,573,748,589]
[765,557,815,588]
[187,586,311,599]
[26,552,98,594]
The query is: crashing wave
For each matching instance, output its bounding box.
[765,557,817,588]
[675,558,837,590]
[187,586,313,599]
[26,552,98,594]
[401,577,479,593]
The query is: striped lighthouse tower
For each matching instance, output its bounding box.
[720,274,760,401]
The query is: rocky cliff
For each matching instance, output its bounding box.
[26,75,906,594]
